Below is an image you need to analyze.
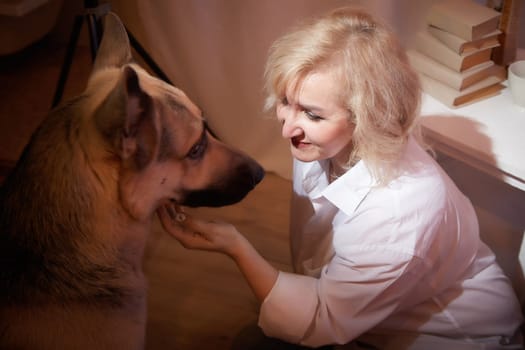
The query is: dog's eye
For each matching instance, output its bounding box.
[187,132,208,160]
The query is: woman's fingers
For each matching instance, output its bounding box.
[156,202,244,256]
[157,203,214,249]
[165,202,187,223]
[157,204,194,241]
[157,203,183,232]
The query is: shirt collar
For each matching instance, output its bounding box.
[324,161,376,216]
[300,160,330,197]
[300,159,376,217]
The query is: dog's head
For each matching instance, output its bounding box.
[81,12,264,220]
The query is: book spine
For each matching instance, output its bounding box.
[461,49,493,71]
[419,73,503,108]
[426,1,501,41]
[428,25,500,55]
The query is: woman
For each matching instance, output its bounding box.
[157,7,523,349]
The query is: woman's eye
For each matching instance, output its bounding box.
[281,96,289,106]
[304,110,322,121]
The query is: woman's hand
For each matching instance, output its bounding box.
[157,201,279,302]
[157,202,244,257]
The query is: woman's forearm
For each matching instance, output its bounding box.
[230,235,279,302]
[157,204,278,301]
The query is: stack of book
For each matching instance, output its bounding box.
[408,0,506,108]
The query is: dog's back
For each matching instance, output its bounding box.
[0,95,148,350]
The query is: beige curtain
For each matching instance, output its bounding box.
[113,0,438,179]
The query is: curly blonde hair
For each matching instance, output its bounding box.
[264,7,423,184]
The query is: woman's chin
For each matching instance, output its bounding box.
[290,147,320,163]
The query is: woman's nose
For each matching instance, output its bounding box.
[279,107,302,139]
[281,116,303,139]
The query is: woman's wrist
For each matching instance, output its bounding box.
[228,233,279,301]
[226,231,252,261]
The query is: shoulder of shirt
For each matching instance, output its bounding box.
[325,141,451,216]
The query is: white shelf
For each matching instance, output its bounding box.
[420,84,525,191]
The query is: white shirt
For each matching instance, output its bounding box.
[258,137,523,348]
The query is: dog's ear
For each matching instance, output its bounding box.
[91,12,133,76]
[95,65,164,220]
[95,65,158,170]
[120,66,158,170]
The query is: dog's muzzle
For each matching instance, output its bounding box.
[182,161,264,208]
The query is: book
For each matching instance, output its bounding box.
[414,30,493,72]
[426,0,501,41]
[407,49,505,91]
[418,73,504,108]
[427,26,500,55]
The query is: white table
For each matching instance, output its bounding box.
[420,87,525,191]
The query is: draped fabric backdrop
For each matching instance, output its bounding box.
[111,0,439,179]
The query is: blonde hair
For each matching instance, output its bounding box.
[264,7,423,185]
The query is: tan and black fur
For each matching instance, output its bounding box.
[0,12,264,349]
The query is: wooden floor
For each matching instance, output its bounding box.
[0,36,294,349]
[144,174,292,349]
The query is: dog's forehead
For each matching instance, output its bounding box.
[135,68,200,116]
[85,64,201,117]
[134,69,205,156]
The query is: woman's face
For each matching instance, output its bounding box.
[276,69,354,164]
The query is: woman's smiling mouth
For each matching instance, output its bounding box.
[291,136,311,149]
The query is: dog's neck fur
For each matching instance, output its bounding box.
[0,99,152,306]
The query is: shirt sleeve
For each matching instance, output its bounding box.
[258,245,426,347]
[258,272,318,344]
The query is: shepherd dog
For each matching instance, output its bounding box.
[0,12,264,349]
